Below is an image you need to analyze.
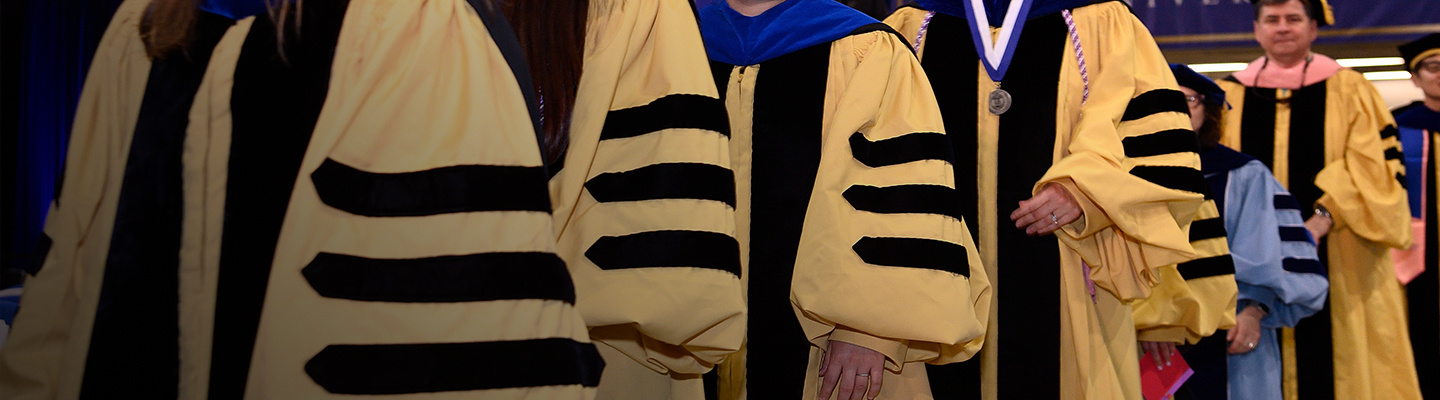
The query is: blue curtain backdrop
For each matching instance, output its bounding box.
[12,0,126,273]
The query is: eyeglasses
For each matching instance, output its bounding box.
[1419,61,1440,74]
[1186,94,1206,105]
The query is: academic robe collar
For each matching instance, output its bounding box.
[1230,54,1343,90]
[700,0,878,66]
[915,0,1114,25]
[1200,144,1257,176]
[1395,101,1440,133]
[200,0,271,20]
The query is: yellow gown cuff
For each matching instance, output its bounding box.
[1043,178,1110,239]
[1315,194,1346,232]
[829,327,909,372]
[1136,326,1196,345]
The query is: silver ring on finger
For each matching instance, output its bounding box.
[1049,213,1059,225]
[1248,342,1256,349]
[857,373,870,377]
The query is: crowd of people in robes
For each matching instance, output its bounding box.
[0,0,1434,399]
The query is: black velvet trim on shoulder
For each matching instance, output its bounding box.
[848,132,954,168]
[1122,129,1200,158]
[585,230,741,277]
[1176,254,1236,280]
[584,163,736,207]
[848,22,915,54]
[304,339,604,394]
[851,236,970,277]
[599,94,730,140]
[311,159,551,217]
[302,252,575,303]
[1121,89,1189,122]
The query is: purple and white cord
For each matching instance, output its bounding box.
[1061,9,1089,106]
[916,11,936,53]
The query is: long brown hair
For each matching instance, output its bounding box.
[141,0,300,59]
[502,0,587,163]
[141,0,587,163]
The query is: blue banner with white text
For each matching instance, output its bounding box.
[1132,0,1440,48]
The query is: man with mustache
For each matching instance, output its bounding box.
[1215,1,1417,399]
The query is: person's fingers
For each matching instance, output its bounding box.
[1055,206,1082,227]
[1023,202,1066,234]
[1030,204,1080,235]
[836,367,857,400]
[1226,328,1238,341]
[819,351,829,376]
[866,367,883,400]
[850,374,868,400]
[1010,194,1055,224]
[1160,343,1173,366]
[1144,343,1164,370]
[818,360,841,400]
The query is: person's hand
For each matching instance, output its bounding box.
[1227,305,1265,354]
[1011,183,1083,236]
[818,339,886,400]
[1305,214,1333,242]
[1140,341,1179,370]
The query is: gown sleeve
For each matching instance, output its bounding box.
[1228,161,1328,328]
[1035,3,1205,301]
[791,30,991,371]
[0,0,154,396]
[547,0,744,375]
[1132,198,1238,344]
[1313,72,1412,249]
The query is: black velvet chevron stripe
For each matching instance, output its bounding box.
[305,339,604,394]
[848,132,954,168]
[1129,165,1208,194]
[599,94,730,140]
[585,163,735,207]
[842,184,962,220]
[1177,255,1236,280]
[1274,194,1303,211]
[302,252,575,303]
[1381,125,1399,140]
[1279,226,1312,243]
[311,158,551,216]
[1189,217,1227,242]
[1121,89,1190,122]
[851,237,969,277]
[1122,129,1200,158]
[1283,258,1326,276]
[1399,172,1410,189]
[585,230,741,277]
[1386,148,1404,161]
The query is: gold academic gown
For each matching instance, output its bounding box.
[708,27,992,400]
[1219,68,1417,400]
[0,0,601,398]
[888,2,1205,399]
[1132,198,1238,346]
[548,0,745,398]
